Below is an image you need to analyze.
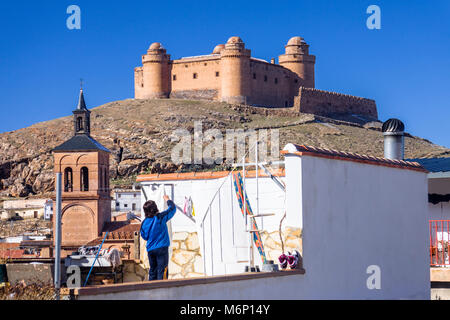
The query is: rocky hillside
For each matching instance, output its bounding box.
[0,98,449,198]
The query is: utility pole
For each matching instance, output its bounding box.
[54,173,62,300]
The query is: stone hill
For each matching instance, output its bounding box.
[0,99,449,198]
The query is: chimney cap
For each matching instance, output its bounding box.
[382,118,404,133]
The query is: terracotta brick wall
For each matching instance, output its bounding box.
[53,150,111,247]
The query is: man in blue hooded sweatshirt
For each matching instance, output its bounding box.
[140,195,176,281]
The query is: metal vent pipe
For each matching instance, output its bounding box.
[382,118,405,160]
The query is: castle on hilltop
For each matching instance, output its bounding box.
[134,36,378,119]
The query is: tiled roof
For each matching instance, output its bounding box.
[102,222,140,240]
[0,243,21,250]
[137,168,285,182]
[53,134,110,153]
[406,157,450,173]
[20,240,52,247]
[281,144,427,172]
[0,249,25,259]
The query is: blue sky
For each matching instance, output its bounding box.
[0,1,449,147]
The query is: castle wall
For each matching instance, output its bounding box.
[294,87,378,119]
[248,59,295,108]
[134,67,144,99]
[170,56,221,100]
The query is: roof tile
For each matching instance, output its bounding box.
[282,144,426,172]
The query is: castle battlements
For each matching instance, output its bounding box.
[134,36,378,119]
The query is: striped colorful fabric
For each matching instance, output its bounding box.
[232,172,267,264]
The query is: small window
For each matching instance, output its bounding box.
[215,72,219,77]
[253,73,256,80]
[294,79,298,83]
[116,202,120,207]
[193,73,198,79]
[264,75,267,82]
[185,65,188,68]
[274,78,278,84]
[124,204,128,208]
[64,167,73,192]
[80,167,89,192]
[204,63,207,66]
[285,101,288,107]
[76,117,83,132]
[104,168,108,191]
[118,194,121,198]
[132,203,136,211]
[173,75,177,81]
[134,194,137,198]
[141,83,144,87]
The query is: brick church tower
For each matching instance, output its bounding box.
[52,89,112,253]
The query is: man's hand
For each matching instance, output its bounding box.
[163,195,170,202]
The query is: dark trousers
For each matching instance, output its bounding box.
[147,246,169,281]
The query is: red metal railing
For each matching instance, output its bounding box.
[430,220,450,266]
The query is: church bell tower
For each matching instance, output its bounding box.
[52,88,112,255]
[73,89,91,135]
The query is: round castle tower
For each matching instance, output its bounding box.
[279,37,316,92]
[141,42,171,99]
[220,36,251,105]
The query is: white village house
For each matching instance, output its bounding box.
[111,187,142,214]
[0,198,53,221]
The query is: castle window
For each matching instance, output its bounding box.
[80,167,89,192]
[215,72,220,77]
[264,75,267,82]
[204,63,207,66]
[173,75,177,81]
[64,167,73,192]
[253,73,256,79]
[274,78,278,84]
[185,65,188,68]
[285,101,288,107]
[193,73,198,79]
[294,79,298,83]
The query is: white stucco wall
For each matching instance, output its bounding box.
[78,273,306,300]
[284,154,430,299]
[140,175,287,276]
